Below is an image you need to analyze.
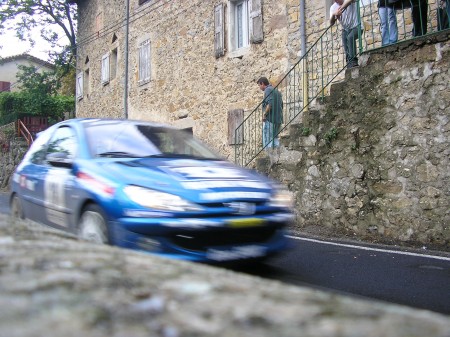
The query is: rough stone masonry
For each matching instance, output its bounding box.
[0,214,449,337]
[264,36,450,251]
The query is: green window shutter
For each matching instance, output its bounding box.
[228,109,244,145]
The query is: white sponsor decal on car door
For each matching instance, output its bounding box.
[44,169,70,227]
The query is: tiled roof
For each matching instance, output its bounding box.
[0,53,55,69]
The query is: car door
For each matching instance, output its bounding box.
[39,126,79,230]
[15,128,54,221]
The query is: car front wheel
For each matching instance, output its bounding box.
[78,204,109,244]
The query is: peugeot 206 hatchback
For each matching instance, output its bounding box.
[10,118,294,263]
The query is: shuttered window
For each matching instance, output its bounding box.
[76,72,83,99]
[228,109,244,145]
[0,81,10,92]
[214,4,225,58]
[249,0,263,44]
[101,52,110,85]
[138,39,151,85]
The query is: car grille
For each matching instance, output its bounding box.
[170,226,280,252]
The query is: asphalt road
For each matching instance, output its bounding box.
[235,235,450,315]
[1,191,449,314]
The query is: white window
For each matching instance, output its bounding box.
[76,72,83,99]
[236,0,249,49]
[101,53,110,85]
[226,0,263,56]
[229,0,250,51]
[138,39,151,85]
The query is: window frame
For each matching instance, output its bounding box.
[228,0,251,54]
[138,39,151,86]
[235,0,250,49]
[76,72,83,100]
[101,52,110,85]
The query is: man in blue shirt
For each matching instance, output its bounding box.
[257,76,283,165]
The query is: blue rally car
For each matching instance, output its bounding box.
[10,119,294,263]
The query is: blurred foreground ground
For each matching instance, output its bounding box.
[0,213,449,337]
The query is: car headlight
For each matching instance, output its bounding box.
[268,189,294,209]
[123,186,204,212]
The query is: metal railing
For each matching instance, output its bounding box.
[234,24,346,167]
[234,0,449,167]
[17,119,34,146]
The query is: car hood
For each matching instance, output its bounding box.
[102,158,274,203]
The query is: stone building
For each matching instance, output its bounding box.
[73,0,346,158]
[72,0,437,158]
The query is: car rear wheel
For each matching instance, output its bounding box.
[10,194,24,219]
[78,204,109,244]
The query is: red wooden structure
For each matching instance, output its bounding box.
[17,116,49,145]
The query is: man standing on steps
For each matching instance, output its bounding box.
[257,76,283,165]
[330,0,360,69]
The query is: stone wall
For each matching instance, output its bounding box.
[0,124,27,190]
[263,37,450,249]
[1,214,450,336]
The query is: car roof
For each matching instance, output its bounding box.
[70,118,178,130]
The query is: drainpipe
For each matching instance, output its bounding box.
[300,0,308,111]
[300,0,306,57]
[123,0,130,119]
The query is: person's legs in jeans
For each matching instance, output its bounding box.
[387,7,398,43]
[379,7,390,45]
[341,29,350,65]
[379,7,398,45]
[263,121,281,164]
[263,121,280,148]
[345,26,359,67]
[262,120,270,149]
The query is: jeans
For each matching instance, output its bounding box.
[262,121,280,149]
[342,26,359,68]
[379,7,398,45]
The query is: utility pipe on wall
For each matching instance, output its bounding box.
[300,0,308,111]
[123,0,130,119]
[300,0,306,57]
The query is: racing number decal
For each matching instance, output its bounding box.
[44,169,70,227]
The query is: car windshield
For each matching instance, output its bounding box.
[84,121,220,159]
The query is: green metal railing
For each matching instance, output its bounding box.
[234,24,346,167]
[234,0,449,167]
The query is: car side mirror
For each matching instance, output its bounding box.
[46,152,73,168]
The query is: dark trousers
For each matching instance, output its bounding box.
[410,0,428,36]
[342,26,359,68]
[438,0,450,31]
